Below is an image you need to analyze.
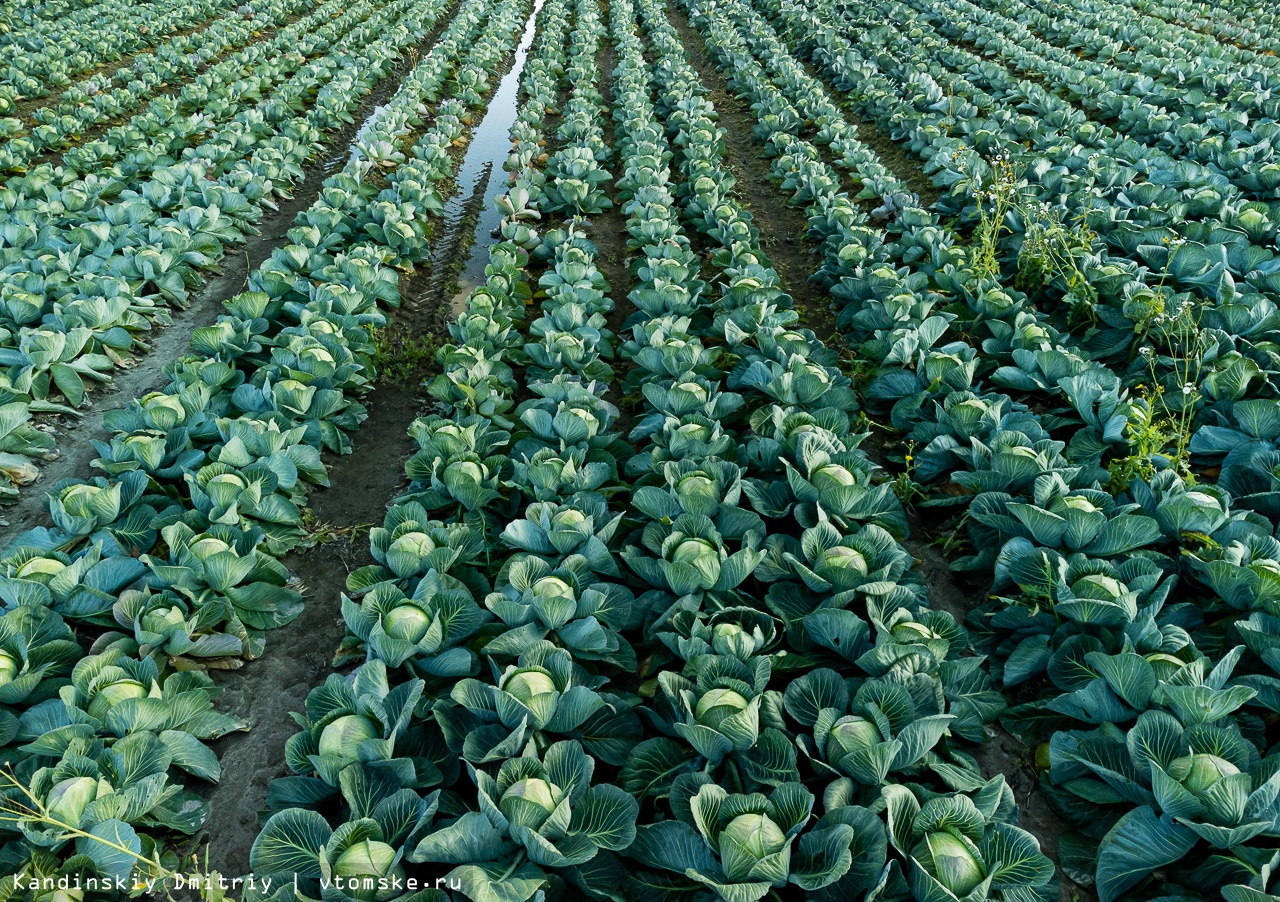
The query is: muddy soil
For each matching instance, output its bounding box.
[589,30,640,433]
[431,0,549,419]
[194,376,421,877]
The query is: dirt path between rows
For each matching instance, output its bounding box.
[591,24,640,436]
[194,378,421,877]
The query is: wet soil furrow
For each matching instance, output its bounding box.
[592,57,638,427]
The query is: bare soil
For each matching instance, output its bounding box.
[591,28,640,431]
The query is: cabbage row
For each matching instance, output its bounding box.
[0,0,236,111]
[1037,0,1280,79]
[798,0,1280,323]
[1005,0,1280,112]
[0,0,451,501]
[0,0,550,889]
[241,0,1064,899]
[0,0,109,38]
[757,0,1280,473]
[0,0,366,178]
[7,0,1280,897]
[673,0,1280,896]
[912,0,1280,202]
[1125,0,1280,50]
[0,0,326,172]
[248,3,634,896]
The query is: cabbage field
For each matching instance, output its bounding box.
[4,0,1280,899]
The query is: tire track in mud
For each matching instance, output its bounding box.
[668,6,1088,900]
[0,0,463,538]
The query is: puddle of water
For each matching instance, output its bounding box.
[430,0,547,313]
[449,286,473,315]
[348,103,392,165]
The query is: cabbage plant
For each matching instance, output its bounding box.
[341,571,489,676]
[622,511,764,599]
[0,606,80,706]
[433,641,637,765]
[756,520,920,608]
[657,652,770,765]
[1044,648,1275,898]
[346,503,482,592]
[482,558,639,666]
[141,521,303,631]
[251,782,438,902]
[98,587,251,665]
[56,649,246,743]
[282,661,426,787]
[498,495,622,576]
[628,777,882,899]
[45,472,149,538]
[411,740,636,901]
[747,431,905,534]
[9,729,211,842]
[781,668,964,791]
[882,778,1054,902]
[654,604,778,663]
